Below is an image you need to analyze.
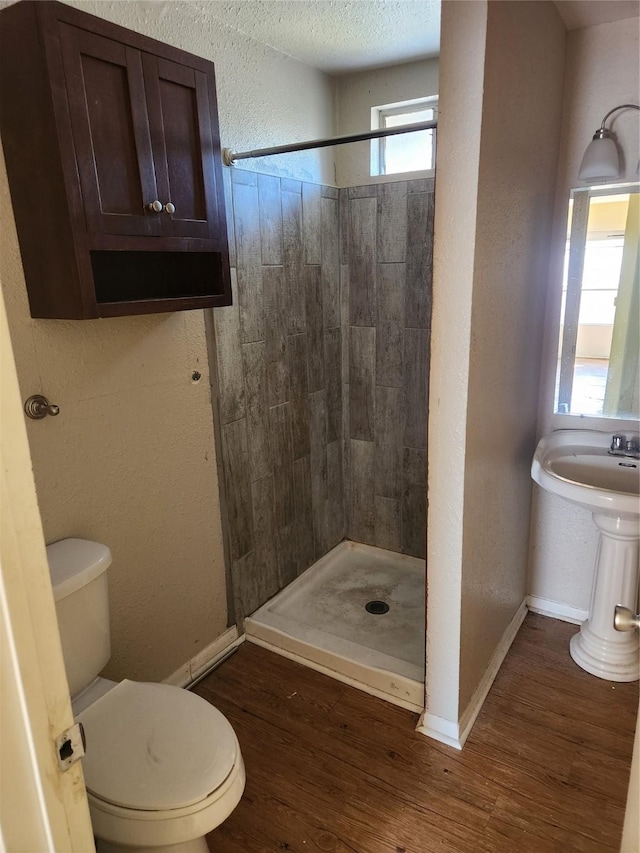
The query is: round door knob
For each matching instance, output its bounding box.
[147,200,163,213]
[164,202,176,215]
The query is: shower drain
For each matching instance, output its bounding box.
[365,600,390,615]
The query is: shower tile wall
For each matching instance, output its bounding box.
[215,169,344,618]
[341,178,434,559]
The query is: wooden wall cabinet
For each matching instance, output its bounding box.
[0,0,232,318]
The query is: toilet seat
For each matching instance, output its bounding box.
[77,679,238,811]
[86,751,246,851]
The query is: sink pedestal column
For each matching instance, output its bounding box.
[570,513,640,682]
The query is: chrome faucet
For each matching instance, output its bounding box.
[609,434,640,459]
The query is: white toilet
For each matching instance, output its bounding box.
[47,538,245,853]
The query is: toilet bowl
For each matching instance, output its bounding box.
[47,538,245,853]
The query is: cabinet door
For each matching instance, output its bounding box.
[142,54,221,240]
[58,24,162,238]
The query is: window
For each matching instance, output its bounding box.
[371,97,437,177]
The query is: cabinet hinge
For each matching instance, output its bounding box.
[55,722,86,772]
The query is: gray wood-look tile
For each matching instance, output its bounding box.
[258,173,283,265]
[233,181,264,343]
[339,189,349,264]
[377,182,407,264]
[348,197,377,326]
[321,197,340,329]
[222,418,253,562]
[293,454,315,573]
[341,324,350,388]
[375,496,401,552]
[231,168,257,186]
[403,328,429,451]
[340,263,349,327]
[213,268,245,425]
[241,342,271,481]
[305,265,325,393]
[374,385,403,500]
[350,439,375,546]
[288,333,310,460]
[406,191,434,330]
[349,326,375,442]
[309,389,328,499]
[376,263,405,388]
[204,306,237,627]
[281,178,301,194]
[276,523,298,588]
[324,328,341,445]
[344,487,352,540]
[221,174,433,575]
[262,266,289,406]
[302,182,322,264]
[231,551,258,619]
[340,263,350,386]
[349,185,377,198]
[251,474,281,604]
[326,439,344,549]
[310,390,328,556]
[342,382,350,491]
[269,402,295,530]
[281,190,305,334]
[402,446,427,559]
[222,166,237,268]
[408,177,435,194]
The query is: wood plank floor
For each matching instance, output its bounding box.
[195,613,638,853]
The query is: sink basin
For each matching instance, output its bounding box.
[532,429,639,518]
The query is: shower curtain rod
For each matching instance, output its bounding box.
[222,119,437,166]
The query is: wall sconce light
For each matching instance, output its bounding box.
[578,103,640,181]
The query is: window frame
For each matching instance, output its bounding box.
[370,96,438,177]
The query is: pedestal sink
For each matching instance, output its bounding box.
[532,430,640,682]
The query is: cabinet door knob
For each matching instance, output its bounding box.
[147,200,163,213]
[164,202,176,215]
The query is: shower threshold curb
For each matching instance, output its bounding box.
[244,628,424,713]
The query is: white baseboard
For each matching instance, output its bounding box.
[164,626,243,688]
[416,711,464,749]
[416,598,528,750]
[526,594,588,625]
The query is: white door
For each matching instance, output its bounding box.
[0,287,95,852]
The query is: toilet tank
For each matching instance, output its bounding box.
[46,539,112,698]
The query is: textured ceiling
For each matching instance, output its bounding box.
[205,1,440,73]
[554,0,639,29]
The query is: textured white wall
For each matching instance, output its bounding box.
[334,60,439,187]
[529,17,640,615]
[66,0,337,184]
[427,0,565,724]
[458,0,566,711]
[0,0,336,682]
[426,0,486,724]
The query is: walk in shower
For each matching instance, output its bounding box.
[213,164,433,710]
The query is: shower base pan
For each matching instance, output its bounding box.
[245,540,426,711]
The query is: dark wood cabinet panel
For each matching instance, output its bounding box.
[59,24,161,238]
[0,0,232,318]
[143,54,221,240]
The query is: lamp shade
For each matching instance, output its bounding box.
[578,135,620,181]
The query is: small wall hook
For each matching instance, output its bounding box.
[24,394,60,419]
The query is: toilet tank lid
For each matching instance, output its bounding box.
[46,539,112,602]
